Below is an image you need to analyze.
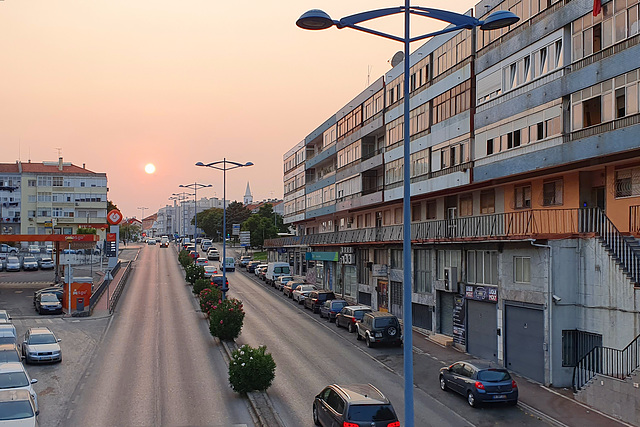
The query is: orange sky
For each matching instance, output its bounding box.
[0,0,477,218]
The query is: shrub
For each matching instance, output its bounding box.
[228,344,276,394]
[185,264,205,286]
[199,286,222,316]
[193,278,211,295]
[208,297,245,341]
[178,250,193,268]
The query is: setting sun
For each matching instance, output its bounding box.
[144,163,156,174]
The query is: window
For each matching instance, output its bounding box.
[52,177,63,187]
[459,194,473,217]
[480,190,495,214]
[358,249,370,285]
[583,96,602,127]
[437,250,461,280]
[391,249,403,269]
[412,203,421,221]
[514,185,532,209]
[487,138,494,155]
[414,249,431,293]
[543,180,563,206]
[28,180,36,187]
[394,208,402,224]
[616,88,626,118]
[562,330,602,367]
[615,167,640,197]
[467,250,498,285]
[426,201,437,219]
[514,256,531,283]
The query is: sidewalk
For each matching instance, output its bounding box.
[411,330,632,427]
[89,259,129,318]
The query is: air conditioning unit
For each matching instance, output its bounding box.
[443,267,458,292]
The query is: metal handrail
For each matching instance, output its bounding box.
[573,334,640,392]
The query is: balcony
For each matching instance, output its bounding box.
[266,208,607,247]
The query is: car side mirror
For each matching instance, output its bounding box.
[31,379,37,384]
[35,410,39,416]
[57,339,62,343]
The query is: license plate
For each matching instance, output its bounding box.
[493,394,507,399]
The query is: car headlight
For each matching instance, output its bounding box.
[29,352,37,356]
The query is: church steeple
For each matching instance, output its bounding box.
[244,182,253,205]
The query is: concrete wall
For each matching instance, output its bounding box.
[576,371,640,425]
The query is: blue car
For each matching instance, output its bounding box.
[439,360,518,407]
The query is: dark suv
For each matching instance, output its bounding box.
[313,383,399,427]
[304,290,336,313]
[356,312,402,348]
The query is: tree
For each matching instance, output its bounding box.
[225,202,251,238]
[196,208,223,240]
[242,214,278,248]
[107,200,119,212]
[119,222,141,242]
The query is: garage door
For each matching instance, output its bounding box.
[467,300,497,362]
[505,304,544,383]
[438,292,454,336]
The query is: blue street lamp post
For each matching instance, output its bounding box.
[297,5,518,426]
[179,183,212,241]
[196,159,253,300]
[171,192,190,238]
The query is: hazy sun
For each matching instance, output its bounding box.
[145,163,156,174]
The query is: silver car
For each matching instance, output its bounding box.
[21,257,38,271]
[0,362,38,412]
[22,327,62,364]
[5,257,20,272]
[0,311,11,324]
[37,257,54,270]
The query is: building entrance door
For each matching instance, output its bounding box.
[377,280,388,312]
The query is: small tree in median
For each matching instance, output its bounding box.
[228,344,276,394]
[185,264,205,286]
[199,287,223,316]
[208,298,245,341]
[178,250,193,268]
[193,278,211,295]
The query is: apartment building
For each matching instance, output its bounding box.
[0,165,21,235]
[268,0,640,401]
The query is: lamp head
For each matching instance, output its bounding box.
[195,162,205,167]
[297,9,335,30]
[244,162,254,167]
[480,10,519,30]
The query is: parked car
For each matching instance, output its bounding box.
[61,248,77,254]
[147,239,157,245]
[239,256,252,267]
[313,383,399,427]
[246,261,261,273]
[439,360,518,407]
[0,389,39,424]
[195,257,208,267]
[292,284,318,303]
[265,262,291,285]
[319,299,348,322]
[35,293,63,315]
[27,245,41,254]
[0,344,21,364]
[257,266,268,281]
[0,325,17,345]
[335,305,372,333]
[0,363,38,412]
[33,286,63,307]
[0,310,11,324]
[210,274,229,289]
[203,265,218,278]
[22,327,62,364]
[21,256,38,271]
[254,264,268,277]
[283,280,306,298]
[188,250,199,259]
[304,290,336,313]
[0,244,18,254]
[356,312,402,348]
[5,257,20,272]
[207,249,220,261]
[37,257,54,270]
[220,257,236,272]
[275,275,294,291]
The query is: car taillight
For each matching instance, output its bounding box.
[351,318,357,323]
[387,422,401,427]
[475,381,485,390]
[512,380,517,388]
[343,422,359,427]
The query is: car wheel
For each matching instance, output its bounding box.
[366,335,373,348]
[312,404,320,426]
[507,399,518,406]
[467,391,477,408]
[439,375,447,391]
[348,323,354,333]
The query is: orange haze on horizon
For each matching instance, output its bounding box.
[0,0,477,219]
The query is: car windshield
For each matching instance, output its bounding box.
[0,400,34,420]
[0,351,20,363]
[28,334,56,345]
[374,318,398,328]
[333,301,347,309]
[348,404,396,422]
[0,372,29,388]
[0,315,7,322]
[477,369,511,382]
[41,295,59,303]
[24,257,36,263]
[299,285,315,292]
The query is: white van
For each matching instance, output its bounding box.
[265,262,291,285]
[220,257,235,272]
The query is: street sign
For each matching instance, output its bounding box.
[232,224,241,235]
[239,231,250,247]
[107,209,123,225]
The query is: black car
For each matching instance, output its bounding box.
[319,299,348,322]
[356,312,402,348]
[304,290,336,313]
[313,383,399,427]
[246,261,261,273]
[335,306,373,333]
[33,286,63,307]
[439,360,518,407]
[36,293,63,315]
[210,274,229,289]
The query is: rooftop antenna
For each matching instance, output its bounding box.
[390,51,404,68]
[367,65,372,86]
[55,147,62,157]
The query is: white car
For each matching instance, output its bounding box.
[203,266,218,278]
[5,257,20,272]
[27,245,40,254]
[254,264,268,277]
[0,363,38,412]
[0,311,11,324]
[195,257,208,267]
[21,257,38,271]
[207,249,220,261]
[292,284,318,303]
[38,257,54,270]
[0,389,38,426]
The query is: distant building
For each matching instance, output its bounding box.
[244,182,253,205]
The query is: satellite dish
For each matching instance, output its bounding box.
[390,51,404,68]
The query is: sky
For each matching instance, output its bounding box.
[0,0,477,219]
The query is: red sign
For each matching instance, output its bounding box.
[106,233,117,242]
[107,209,123,225]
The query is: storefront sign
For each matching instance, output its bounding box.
[453,295,466,345]
[305,252,338,262]
[465,284,498,303]
[371,264,388,277]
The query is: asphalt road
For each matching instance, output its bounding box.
[65,244,255,427]
[228,253,548,427]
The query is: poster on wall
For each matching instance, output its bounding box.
[453,295,466,346]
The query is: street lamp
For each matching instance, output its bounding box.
[171,192,190,238]
[196,159,253,299]
[179,183,212,242]
[297,5,518,426]
[137,207,147,241]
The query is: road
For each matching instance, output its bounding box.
[65,243,255,427]
[226,247,548,427]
